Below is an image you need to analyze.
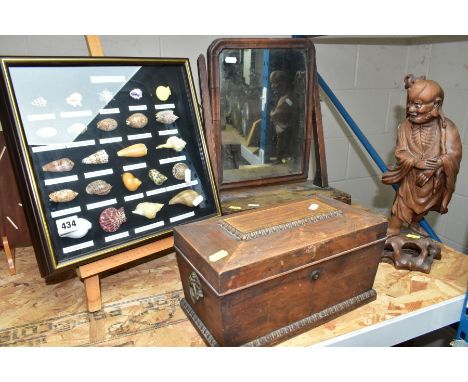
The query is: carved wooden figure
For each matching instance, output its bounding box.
[381,75,462,273]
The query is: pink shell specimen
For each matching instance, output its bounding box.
[99,207,126,233]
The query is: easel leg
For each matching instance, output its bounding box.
[84,275,102,312]
[2,236,16,275]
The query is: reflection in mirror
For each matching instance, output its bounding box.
[219,48,307,184]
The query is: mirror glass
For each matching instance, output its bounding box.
[219,48,307,184]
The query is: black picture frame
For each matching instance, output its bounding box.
[0,57,220,278]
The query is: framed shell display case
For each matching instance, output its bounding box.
[0,57,221,277]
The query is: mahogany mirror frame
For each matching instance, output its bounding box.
[206,37,328,190]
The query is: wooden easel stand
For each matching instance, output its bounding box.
[75,36,175,312]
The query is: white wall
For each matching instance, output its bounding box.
[313,36,468,254]
[0,35,467,253]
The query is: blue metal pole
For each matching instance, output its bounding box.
[259,49,271,162]
[318,73,441,242]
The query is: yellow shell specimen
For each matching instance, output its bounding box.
[168,190,201,207]
[49,189,78,203]
[122,172,142,191]
[132,202,164,219]
[156,86,171,101]
[156,136,187,152]
[117,143,148,158]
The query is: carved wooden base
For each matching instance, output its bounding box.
[382,234,441,274]
[180,289,377,347]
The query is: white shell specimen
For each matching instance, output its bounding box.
[156,136,186,152]
[49,189,78,203]
[172,162,189,180]
[82,149,109,164]
[97,118,118,132]
[155,110,179,125]
[126,113,148,128]
[98,89,114,103]
[168,190,201,207]
[36,127,57,138]
[130,88,143,100]
[86,180,112,196]
[132,202,164,219]
[31,96,47,107]
[66,92,83,107]
[156,86,171,101]
[60,218,92,239]
[67,123,87,135]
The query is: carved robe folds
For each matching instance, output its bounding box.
[382,119,462,224]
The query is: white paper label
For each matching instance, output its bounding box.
[66,140,95,148]
[100,137,122,144]
[44,175,78,186]
[60,110,93,118]
[225,56,237,64]
[56,215,79,236]
[27,113,56,122]
[146,187,167,196]
[248,203,260,207]
[158,129,179,136]
[159,155,186,165]
[165,181,197,192]
[154,103,175,110]
[209,250,229,262]
[127,133,152,141]
[32,144,67,153]
[129,105,148,111]
[124,193,144,202]
[184,169,191,183]
[51,206,81,219]
[105,231,129,242]
[90,75,126,83]
[123,162,147,171]
[84,169,113,179]
[308,203,319,211]
[134,220,165,234]
[62,240,94,254]
[192,195,204,207]
[170,211,195,223]
[86,198,117,210]
[99,108,120,115]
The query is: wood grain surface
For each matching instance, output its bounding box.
[0,241,466,347]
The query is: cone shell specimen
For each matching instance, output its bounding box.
[117,143,148,158]
[49,189,78,203]
[126,113,148,128]
[156,86,171,101]
[66,92,82,107]
[148,169,167,185]
[172,162,189,180]
[122,172,142,191]
[85,180,112,196]
[97,118,118,132]
[155,110,179,125]
[42,158,74,172]
[60,218,92,239]
[82,150,109,164]
[156,136,186,152]
[132,202,164,219]
[99,207,126,233]
[169,190,200,207]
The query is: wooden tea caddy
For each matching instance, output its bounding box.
[174,195,387,346]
